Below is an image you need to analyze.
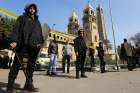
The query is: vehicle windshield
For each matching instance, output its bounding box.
[39,54,48,58]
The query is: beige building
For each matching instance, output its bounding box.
[46,29,76,62]
[68,3,108,49]
[68,11,80,36]
[49,3,108,61]
[83,3,99,49]
[97,5,108,50]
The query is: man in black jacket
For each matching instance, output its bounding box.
[74,29,87,79]
[89,47,95,71]
[97,42,106,73]
[6,4,44,93]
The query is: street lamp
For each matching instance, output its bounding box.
[52,24,56,30]
[109,0,119,70]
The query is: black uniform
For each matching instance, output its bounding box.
[7,4,44,92]
[89,48,95,70]
[97,45,105,73]
[74,37,87,78]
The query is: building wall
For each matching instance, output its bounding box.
[97,6,108,51]
[45,30,76,62]
[83,7,100,49]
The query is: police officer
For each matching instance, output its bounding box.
[74,29,87,79]
[88,46,95,71]
[6,3,44,93]
[97,42,106,73]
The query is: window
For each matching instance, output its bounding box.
[91,11,93,14]
[61,37,63,40]
[95,36,97,42]
[85,11,88,15]
[57,36,59,39]
[53,34,56,38]
[49,33,51,37]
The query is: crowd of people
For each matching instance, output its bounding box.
[46,29,107,79]
[118,38,140,71]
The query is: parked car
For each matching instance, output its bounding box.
[35,51,50,70]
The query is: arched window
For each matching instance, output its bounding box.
[95,36,97,42]
[53,34,56,38]
[49,33,51,37]
[57,36,59,39]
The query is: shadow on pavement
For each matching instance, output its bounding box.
[48,74,76,79]
[0,82,21,93]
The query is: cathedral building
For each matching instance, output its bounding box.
[68,3,108,50]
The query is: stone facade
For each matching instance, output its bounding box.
[97,5,108,51]
[83,3,99,49]
[68,11,80,36]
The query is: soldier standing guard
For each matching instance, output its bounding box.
[97,42,106,73]
[6,3,44,93]
[74,29,87,79]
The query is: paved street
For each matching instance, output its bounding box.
[0,68,140,93]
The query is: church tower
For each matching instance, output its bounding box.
[83,3,99,48]
[68,11,80,36]
[97,5,108,50]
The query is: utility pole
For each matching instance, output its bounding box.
[109,0,119,70]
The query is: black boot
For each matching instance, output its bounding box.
[24,82,39,92]
[6,79,15,93]
[76,71,80,79]
[81,73,87,78]
[46,70,51,76]
[6,89,14,93]
[67,69,70,74]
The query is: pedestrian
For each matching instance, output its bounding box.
[6,3,44,93]
[74,29,87,79]
[88,46,95,71]
[62,40,73,73]
[97,42,106,73]
[120,44,127,64]
[122,38,134,71]
[46,36,58,76]
[132,44,140,67]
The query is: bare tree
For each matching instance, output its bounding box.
[130,32,140,45]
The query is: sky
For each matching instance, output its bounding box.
[0,0,140,47]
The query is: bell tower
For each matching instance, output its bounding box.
[83,3,99,48]
[97,5,108,50]
[68,11,80,36]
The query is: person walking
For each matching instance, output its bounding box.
[88,46,95,71]
[132,44,140,67]
[122,38,134,71]
[6,3,44,93]
[74,29,87,79]
[62,40,73,73]
[46,36,58,76]
[97,42,106,73]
